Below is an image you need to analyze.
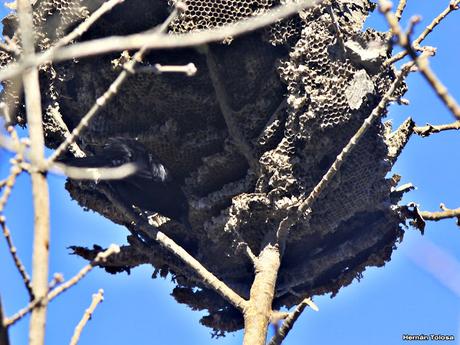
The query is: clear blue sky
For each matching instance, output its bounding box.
[1,1,460,344]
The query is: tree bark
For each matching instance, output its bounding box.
[242,243,281,345]
[17,1,50,344]
[0,296,10,345]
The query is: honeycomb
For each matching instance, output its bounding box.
[168,0,273,33]
[1,0,412,335]
[169,0,309,45]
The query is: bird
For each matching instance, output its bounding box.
[60,137,190,229]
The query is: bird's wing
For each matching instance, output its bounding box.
[131,153,171,182]
[134,161,170,183]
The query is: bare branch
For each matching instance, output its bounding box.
[415,56,460,119]
[0,215,34,300]
[420,206,460,223]
[137,63,198,76]
[0,40,20,57]
[242,243,281,345]
[0,0,322,82]
[28,0,124,159]
[413,120,460,137]
[46,3,184,164]
[17,0,51,342]
[1,137,138,180]
[53,0,124,50]
[402,202,460,234]
[0,296,10,345]
[3,3,248,313]
[275,61,413,245]
[0,157,22,213]
[380,0,460,119]
[50,162,138,181]
[159,231,248,310]
[267,297,319,345]
[326,4,345,52]
[395,0,408,21]
[5,245,120,327]
[0,0,124,84]
[205,50,257,169]
[47,273,64,292]
[385,0,460,66]
[69,289,104,345]
[99,184,248,312]
[0,133,21,154]
[296,63,413,215]
[405,15,421,38]
[413,0,460,49]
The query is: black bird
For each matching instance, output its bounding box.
[61,138,190,228]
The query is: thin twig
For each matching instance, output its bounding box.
[17,0,50,342]
[0,0,124,84]
[53,0,124,50]
[0,0,322,82]
[297,64,412,214]
[385,0,460,66]
[326,4,345,52]
[205,50,258,170]
[0,157,22,213]
[5,245,120,327]
[0,215,34,300]
[0,41,20,57]
[380,0,460,119]
[412,0,460,50]
[420,207,460,222]
[99,184,248,312]
[38,0,125,158]
[46,4,184,164]
[47,273,64,292]
[415,56,460,119]
[0,136,137,181]
[267,297,319,345]
[276,61,413,244]
[413,120,460,137]
[137,63,197,77]
[395,0,408,21]
[406,15,422,38]
[69,289,104,345]
[50,162,138,180]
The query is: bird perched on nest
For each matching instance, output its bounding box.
[61,137,190,229]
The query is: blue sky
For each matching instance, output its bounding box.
[1,1,460,344]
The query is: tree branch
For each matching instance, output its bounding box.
[0,296,10,345]
[419,206,460,222]
[395,0,408,21]
[0,215,34,300]
[46,3,184,164]
[98,184,248,312]
[5,245,120,327]
[50,162,138,180]
[242,243,281,345]
[295,62,413,217]
[69,289,104,345]
[386,0,460,66]
[0,156,22,213]
[267,297,319,345]
[16,1,50,343]
[413,120,460,137]
[205,49,258,170]
[0,0,322,82]
[380,0,460,118]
